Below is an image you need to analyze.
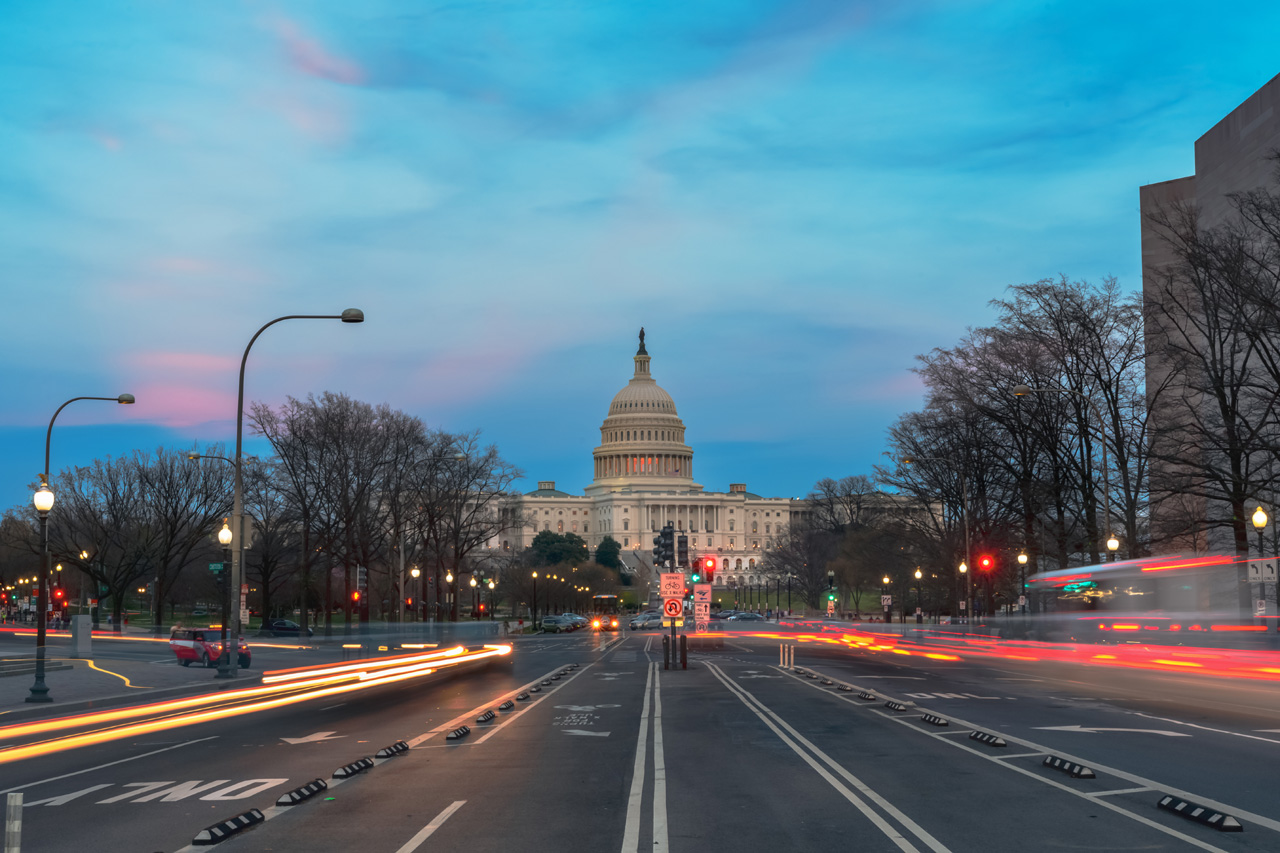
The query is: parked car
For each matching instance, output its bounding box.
[728,612,764,621]
[561,613,589,630]
[710,610,736,620]
[260,618,314,638]
[170,628,251,668]
[629,613,664,630]
[592,614,620,632]
[540,615,574,633]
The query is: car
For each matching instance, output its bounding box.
[728,612,765,621]
[561,613,589,630]
[629,613,664,630]
[592,614,621,632]
[169,628,251,669]
[710,610,736,620]
[259,618,314,638]
[540,615,573,633]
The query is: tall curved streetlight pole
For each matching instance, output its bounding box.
[226,310,363,678]
[29,393,135,703]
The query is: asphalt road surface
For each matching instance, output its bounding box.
[5,626,1280,852]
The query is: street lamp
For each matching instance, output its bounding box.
[1014,384,1114,562]
[958,562,968,624]
[531,571,539,629]
[29,392,134,703]
[1253,507,1270,625]
[225,309,363,678]
[914,568,923,624]
[882,574,891,623]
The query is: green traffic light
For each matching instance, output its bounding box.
[828,593,835,601]
[691,574,700,583]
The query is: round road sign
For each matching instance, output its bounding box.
[663,598,682,617]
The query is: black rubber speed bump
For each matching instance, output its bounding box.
[375,741,409,758]
[1043,756,1094,779]
[476,710,496,724]
[857,691,877,701]
[551,675,562,680]
[837,684,853,692]
[333,757,375,778]
[820,679,834,686]
[529,686,542,693]
[884,701,909,712]
[1157,795,1243,832]
[515,692,530,701]
[445,725,472,740]
[276,779,327,806]
[541,680,553,686]
[192,809,264,845]
[968,731,1007,747]
[921,713,949,727]
[499,700,515,711]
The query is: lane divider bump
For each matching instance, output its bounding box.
[921,713,949,727]
[968,731,1007,747]
[446,725,472,740]
[1042,756,1094,779]
[333,757,375,778]
[376,741,409,758]
[1156,795,1243,832]
[192,808,264,845]
[276,779,328,806]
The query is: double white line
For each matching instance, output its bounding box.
[620,662,668,853]
[706,663,951,853]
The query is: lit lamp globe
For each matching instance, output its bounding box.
[410,568,421,579]
[1254,506,1268,530]
[1018,553,1028,565]
[958,563,967,574]
[882,575,891,585]
[914,569,922,580]
[33,485,55,515]
[218,521,233,547]
[445,571,454,584]
[488,580,495,590]
[1106,535,1120,553]
[469,576,477,588]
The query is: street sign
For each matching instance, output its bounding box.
[660,573,684,599]
[663,598,683,618]
[662,618,684,627]
[694,602,710,620]
[694,621,707,633]
[1256,599,1268,617]
[1018,595,1027,607]
[880,595,892,606]
[209,562,224,574]
[1248,559,1277,583]
[694,584,711,605]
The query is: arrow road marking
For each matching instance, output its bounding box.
[280,731,344,744]
[554,704,620,712]
[562,729,610,737]
[1033,725,1189,737]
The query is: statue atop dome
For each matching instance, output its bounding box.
[637,326,647,355]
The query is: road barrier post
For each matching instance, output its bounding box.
[6,792,22,853]
[680,634,687,670]
[662,634,670,670]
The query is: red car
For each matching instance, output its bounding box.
[170,628,251,668]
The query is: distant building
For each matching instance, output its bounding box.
[491,331,804,589]
[1141,72,1280,551]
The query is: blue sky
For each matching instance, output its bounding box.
[3,1,1279,511]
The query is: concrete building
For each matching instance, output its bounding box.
[1141,72,1280,552]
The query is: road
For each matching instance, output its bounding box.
[5,625,1280,852]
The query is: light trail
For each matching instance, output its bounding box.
[0,644,511,764]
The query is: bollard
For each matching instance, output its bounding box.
[662,634,670,670]
[6,792,22,853]
[680,634,687,670]
[780,644,785,666]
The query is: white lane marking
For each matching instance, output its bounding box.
[406,664,583,748]
[280,731,343,744]
[998,752,1048,759]
[620,662,655,853]
[563,730,611,737]
[707,664,938,853]
[1032,725,1189,737]
[0,737,218,796]
[394,800,467,853]
[652,663,668,853]
[779,668,1242,853]
[319,703,347,711]
[1129,711,1280,745]
[1087,787,1154,798]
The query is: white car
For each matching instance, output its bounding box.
[629,613,664,630]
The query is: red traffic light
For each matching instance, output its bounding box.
[979,556,993,571]
[705,558,714,569]
[351,590,361,602]
[53,588,65,600]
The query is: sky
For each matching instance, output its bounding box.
[3,0,1280,512]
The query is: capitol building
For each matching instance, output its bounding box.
[494,331,804,588]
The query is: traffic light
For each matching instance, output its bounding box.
[691,568,701,583]
[652,535,662,566]
[54,587,65,602]
[677,534,689,568]
[828,592,836,602]
[357,566,368,592]
[979,555,994,571]
[704,557,715,585]
[351,590,361,603]
[653,524,675,568]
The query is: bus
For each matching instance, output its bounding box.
[1025,553,1271,641]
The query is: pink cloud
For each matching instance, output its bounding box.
[124,351,241,376]
[273,17,365,86]
[121,383,239,429]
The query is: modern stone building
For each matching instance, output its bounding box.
[491,331,806,588]
[1141,72,1280,552]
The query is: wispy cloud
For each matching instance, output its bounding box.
[271,16,366,86]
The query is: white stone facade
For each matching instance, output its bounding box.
[490,331,803,588]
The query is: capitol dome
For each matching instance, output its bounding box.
[587,330,699,494]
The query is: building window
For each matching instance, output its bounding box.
[751,522,758,533]
[729,539,735,548]
[623,519,629,531]
[544,522,550,531]
[729,520,735,531]
[558,521,563,532]
[572,522,578,532]
[624,538,630,547]
[765,523,771,534]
